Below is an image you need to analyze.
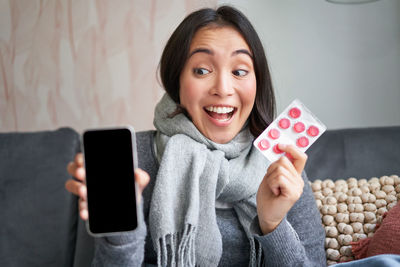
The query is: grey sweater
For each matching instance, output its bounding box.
[92,131,326,267]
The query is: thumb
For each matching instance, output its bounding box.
[134,168,150,201]
[278,144,307,174]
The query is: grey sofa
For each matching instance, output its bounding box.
[305,126,400,182]
[1,126,399,266]
[0,128,94,267]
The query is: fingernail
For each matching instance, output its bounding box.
[81,209,88,220]
[79,185,87,197]
[77,154,84,164]
[278,143,286,149]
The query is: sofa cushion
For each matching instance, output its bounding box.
[310,175,400,265]
[305,126,400,181]
[0,128,80,267]
[351,201,400,259]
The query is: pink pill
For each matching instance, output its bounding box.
[268,128,280,139]
[307,125,320,137]
[296,136,309,148]
[293,122,305,133]
[289,107,301,119]
[273,144,284,154]
[278,118,291,129]
[258,139,270,151]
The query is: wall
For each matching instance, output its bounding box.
[220,0,400,129]
[1,0,399,133]
[0,0,217,133]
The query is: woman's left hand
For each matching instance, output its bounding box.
[256,143,307,234]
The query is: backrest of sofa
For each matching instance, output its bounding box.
[0,128,90,267]
[305,126,400,182]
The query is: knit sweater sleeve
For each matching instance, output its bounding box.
[91,205,147,267]
[253,172,327,267]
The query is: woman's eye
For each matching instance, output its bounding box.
[193,68,210,76]
[232,69,248,77]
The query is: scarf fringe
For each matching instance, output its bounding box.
[156,224,197,267]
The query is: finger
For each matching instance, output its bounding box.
[134,168,150,202]
[79,194,88,221]
[67,162,86,182]
[80,207,88,221]
[67,162,75,176]
[75,153,84,167]
[75,167,86,181]
[267,168,303,199]
[266,163,295,183]
[65,179,82,196]
[267,156,298,180]
[277,144,307,174]
[78,184,87,200]
[267,161,305,196]
[79,198,88,212]
[265,173,292,197]
[65,179,87,199]
[135,168,150,191]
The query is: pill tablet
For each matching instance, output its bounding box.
[268,129,280,139]
[258,139,270,151]
[297,136,309,148]
[293,122,305,133]
[289,107,301,119]
[278,118,291,129]
[273,144,284,154]
[307,125,320,137]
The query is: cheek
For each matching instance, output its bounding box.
[179,81,196,109]
[179,74,203,116]
[179,74,193,107]
[241,78,257,111]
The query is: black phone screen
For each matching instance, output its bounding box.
[83,128,137,235]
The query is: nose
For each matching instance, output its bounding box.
[210,71,234,97]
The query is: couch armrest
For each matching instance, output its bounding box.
[0,127,87,267]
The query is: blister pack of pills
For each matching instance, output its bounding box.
[253,99,327,162]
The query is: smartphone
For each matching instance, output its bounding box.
[82,126,138,237]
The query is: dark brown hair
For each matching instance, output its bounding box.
[159,5,276,137]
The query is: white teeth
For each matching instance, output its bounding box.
[205,106,234,114]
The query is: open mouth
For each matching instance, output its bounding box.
[204,106,237,122]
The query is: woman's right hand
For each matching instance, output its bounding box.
[65,153,150,221]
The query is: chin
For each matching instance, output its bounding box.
[208,133,235,144]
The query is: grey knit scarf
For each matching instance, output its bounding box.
[150,94,269,267]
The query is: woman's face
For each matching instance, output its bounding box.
[179,26,257,144]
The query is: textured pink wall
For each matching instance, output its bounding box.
[0,0,217,133]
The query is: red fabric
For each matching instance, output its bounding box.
[351,202,400,260]
[351,238,371,259]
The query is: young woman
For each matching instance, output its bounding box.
[66,6,326,267]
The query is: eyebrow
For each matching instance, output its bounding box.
[188,48,253,59]
[232,49,253,59]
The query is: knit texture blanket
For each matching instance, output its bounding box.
[149,94,269,267]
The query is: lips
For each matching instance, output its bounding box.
[204,105,236,122]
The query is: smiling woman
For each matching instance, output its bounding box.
[160,6,276,139]
[65,5,326,267]
[179,26,257,143]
